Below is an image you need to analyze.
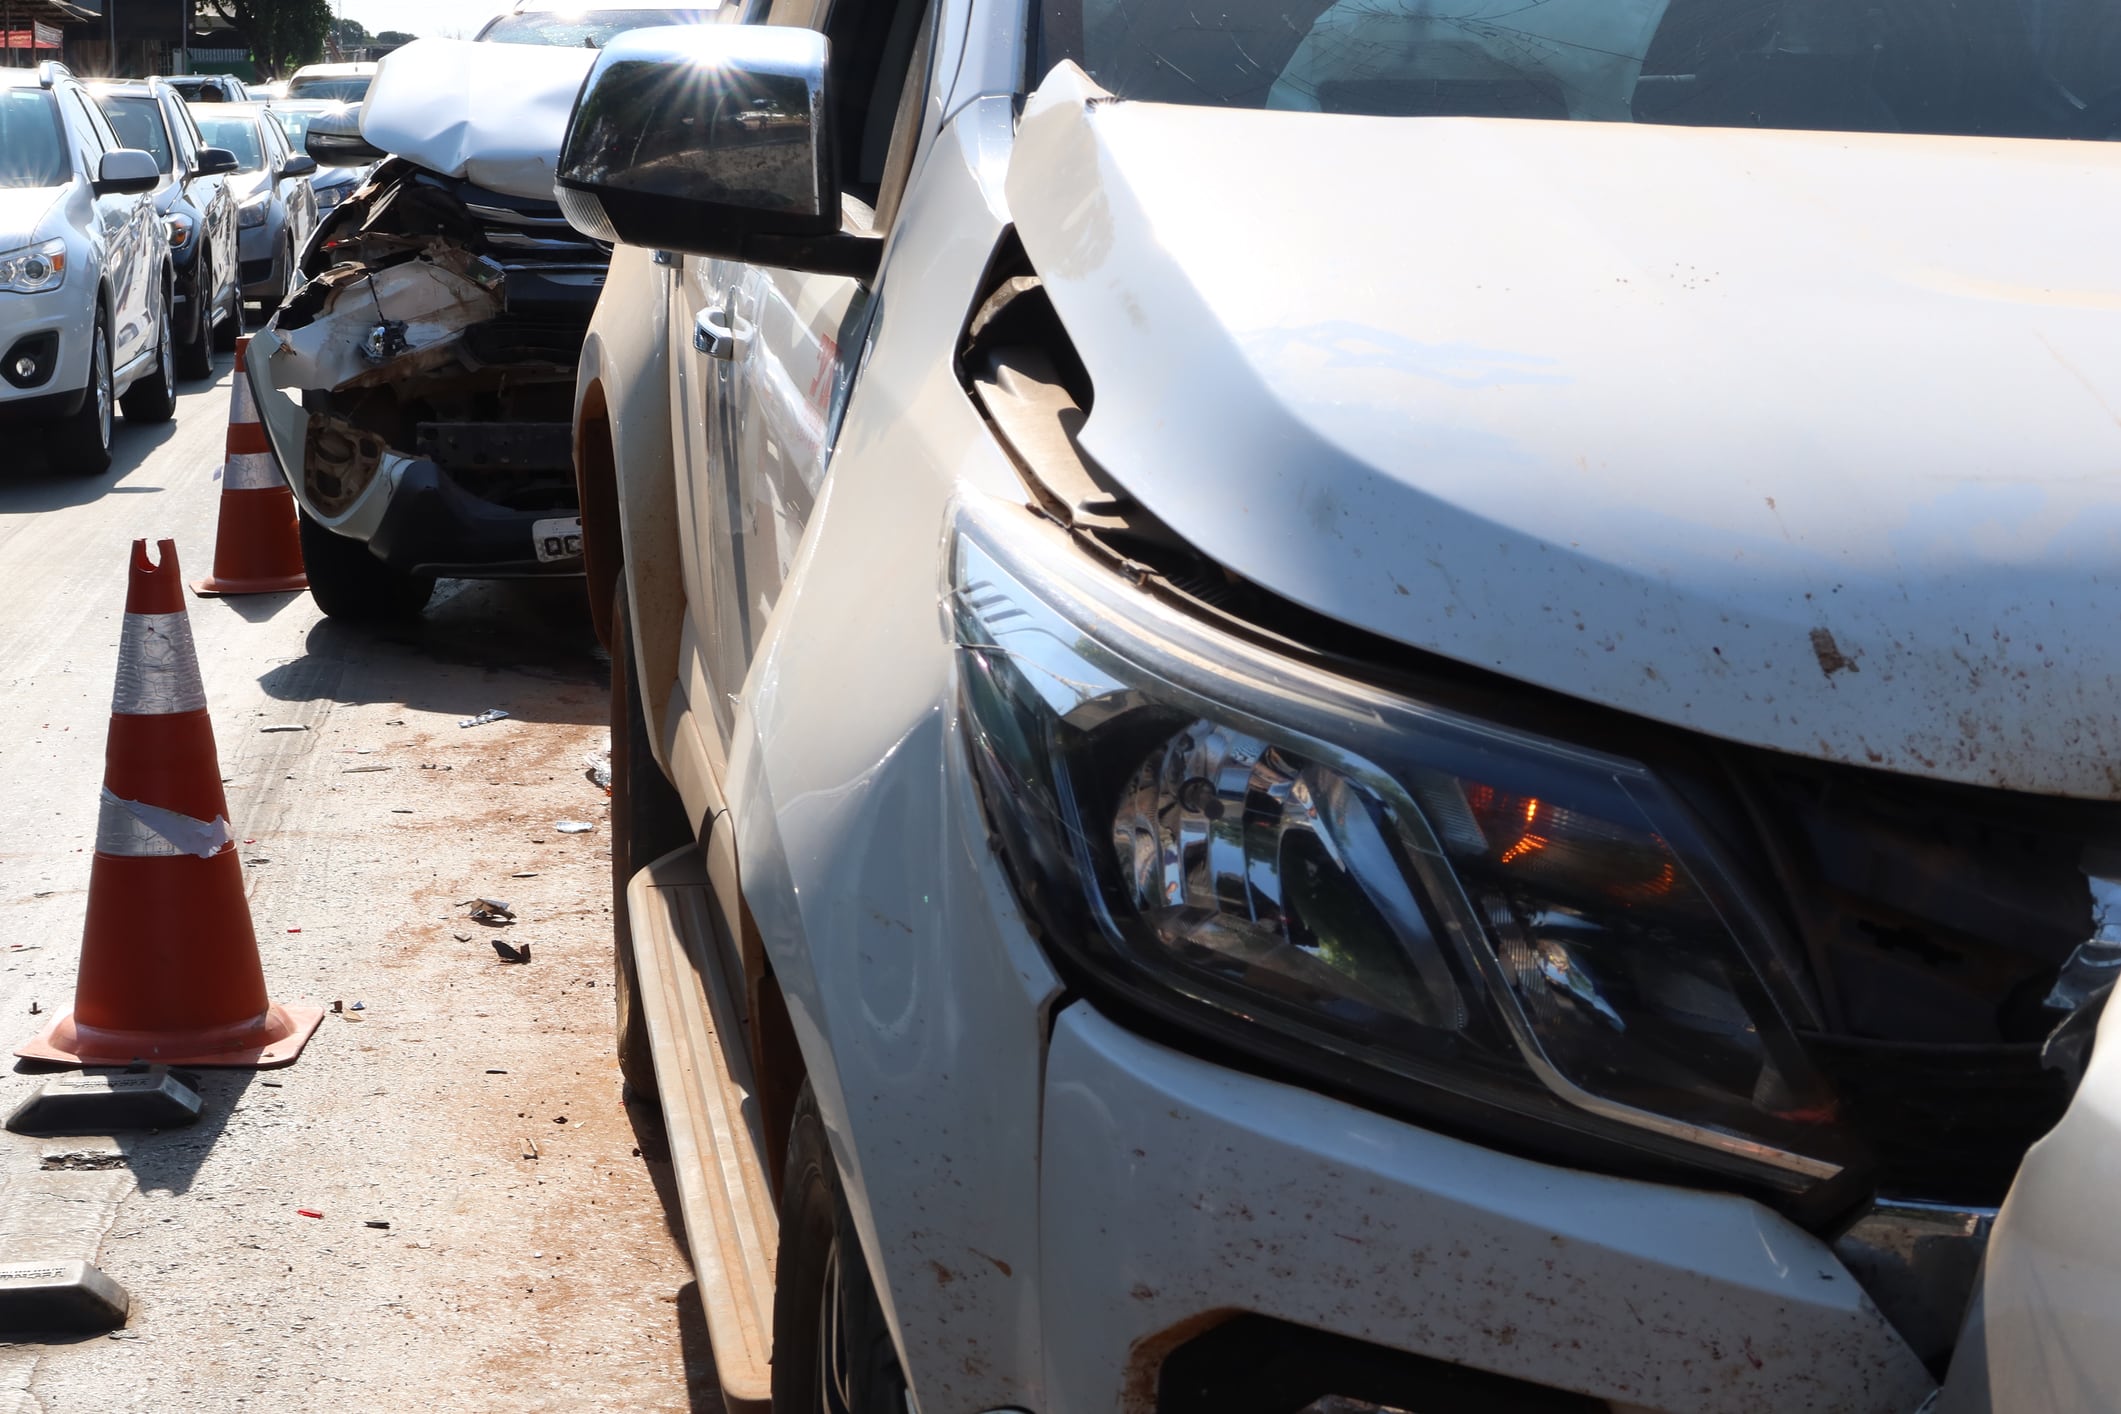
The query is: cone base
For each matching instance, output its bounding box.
[15,1002,325,1070]
[193,573,309,598]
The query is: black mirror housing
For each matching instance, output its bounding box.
[193,146,240,177]
[556,24,880,279]
[93,148,160,195]
[305,104,385,167]
[281,153,319,178]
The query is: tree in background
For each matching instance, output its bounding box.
[330,16,370,46]
[375,29,416,43]
[203,0,334,74]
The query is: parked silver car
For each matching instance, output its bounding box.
[92,78,243,379]
[191,102,317,316]
[0,62,174,475]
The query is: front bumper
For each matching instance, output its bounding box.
[247,327,581,578]
[237,214,281,299]
[1037,1004,1936,1413]
[0,283,94,414]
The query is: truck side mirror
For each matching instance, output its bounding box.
[306,105,386,167]
[555,25,880,280]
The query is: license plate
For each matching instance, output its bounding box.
[532,516,583,564]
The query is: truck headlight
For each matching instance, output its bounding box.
[239,194,271,229]
[948,503,1854,1198]
[0,238,66,293]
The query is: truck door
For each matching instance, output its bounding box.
[675,0,934,762]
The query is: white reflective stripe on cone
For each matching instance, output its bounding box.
[228,369,259,427]
[95,787,234,859]
[223,452,282,491]
[110,612,208,716]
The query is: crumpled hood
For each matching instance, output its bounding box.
[359,38,595,202]
[0,185,65,247]
[1009,65,2121,799]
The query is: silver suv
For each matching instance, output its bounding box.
[0,62,176,475]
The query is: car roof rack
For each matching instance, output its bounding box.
[37,61,71,88]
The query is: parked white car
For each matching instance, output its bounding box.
[0,62,175,475]
[553,3,2121,1411]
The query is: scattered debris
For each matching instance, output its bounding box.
[485,1068,508,1075]
[385,718,406,726]
[364,1220,391,1230]
[259,724,310,734]
[510,871,539,879]
[40,1151,127,1171]
[332,1000,344,1014]
[554,821,594,834]
[392,808,415,814]
[342,765,393,774]
[492,939,531,965]
[521,1136,539,1159]
[297,1209,323,1219]
[453,931,471,942]
[262,1080,283,1088]
[463,898,515,925]
[350,1002,365,1011]
[287,927,302,934]
[583,750,612,793]
[552,1115,567,1124]
[28,1001,41,1015]
[458,708,511,729]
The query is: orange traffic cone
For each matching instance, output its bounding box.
[193,337,307,597]
[17,541,323,1069]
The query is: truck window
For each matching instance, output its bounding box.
[1036,0,2121,138]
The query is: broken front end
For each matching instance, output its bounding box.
[249,159,598,595]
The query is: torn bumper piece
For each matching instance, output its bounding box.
[248,248,584,579]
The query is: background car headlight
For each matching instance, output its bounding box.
[313,184,346,214]
[948,502,1856,1203]
[0,238,66,293]
[164,214,193,249]
[239,195,271,229]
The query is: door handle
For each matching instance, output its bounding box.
[692,307,740,360]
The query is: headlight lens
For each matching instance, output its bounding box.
[313,183,346,214]
[949,503,1851,1193]
[238,194,271,229]
[0,238,66,293]
[164,215,193,248]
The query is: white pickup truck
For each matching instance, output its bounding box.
[560,1,2121,1410]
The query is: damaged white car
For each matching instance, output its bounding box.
[242,39,615,618]
[562,0,2121,1411]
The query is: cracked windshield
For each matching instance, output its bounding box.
[1039,0,2121,135]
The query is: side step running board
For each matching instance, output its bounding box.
[628,846,779,1411]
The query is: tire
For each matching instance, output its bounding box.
[610,574,693,1100]
[297,509,436,620]
[119,288,176,424]
[176,256,214,380]
[772,1085,910,1414]
[46,307,113,476]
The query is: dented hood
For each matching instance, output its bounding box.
[359,38,596,201]
[1008,66,2121,799]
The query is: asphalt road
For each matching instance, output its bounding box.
[0,357,719,1410]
